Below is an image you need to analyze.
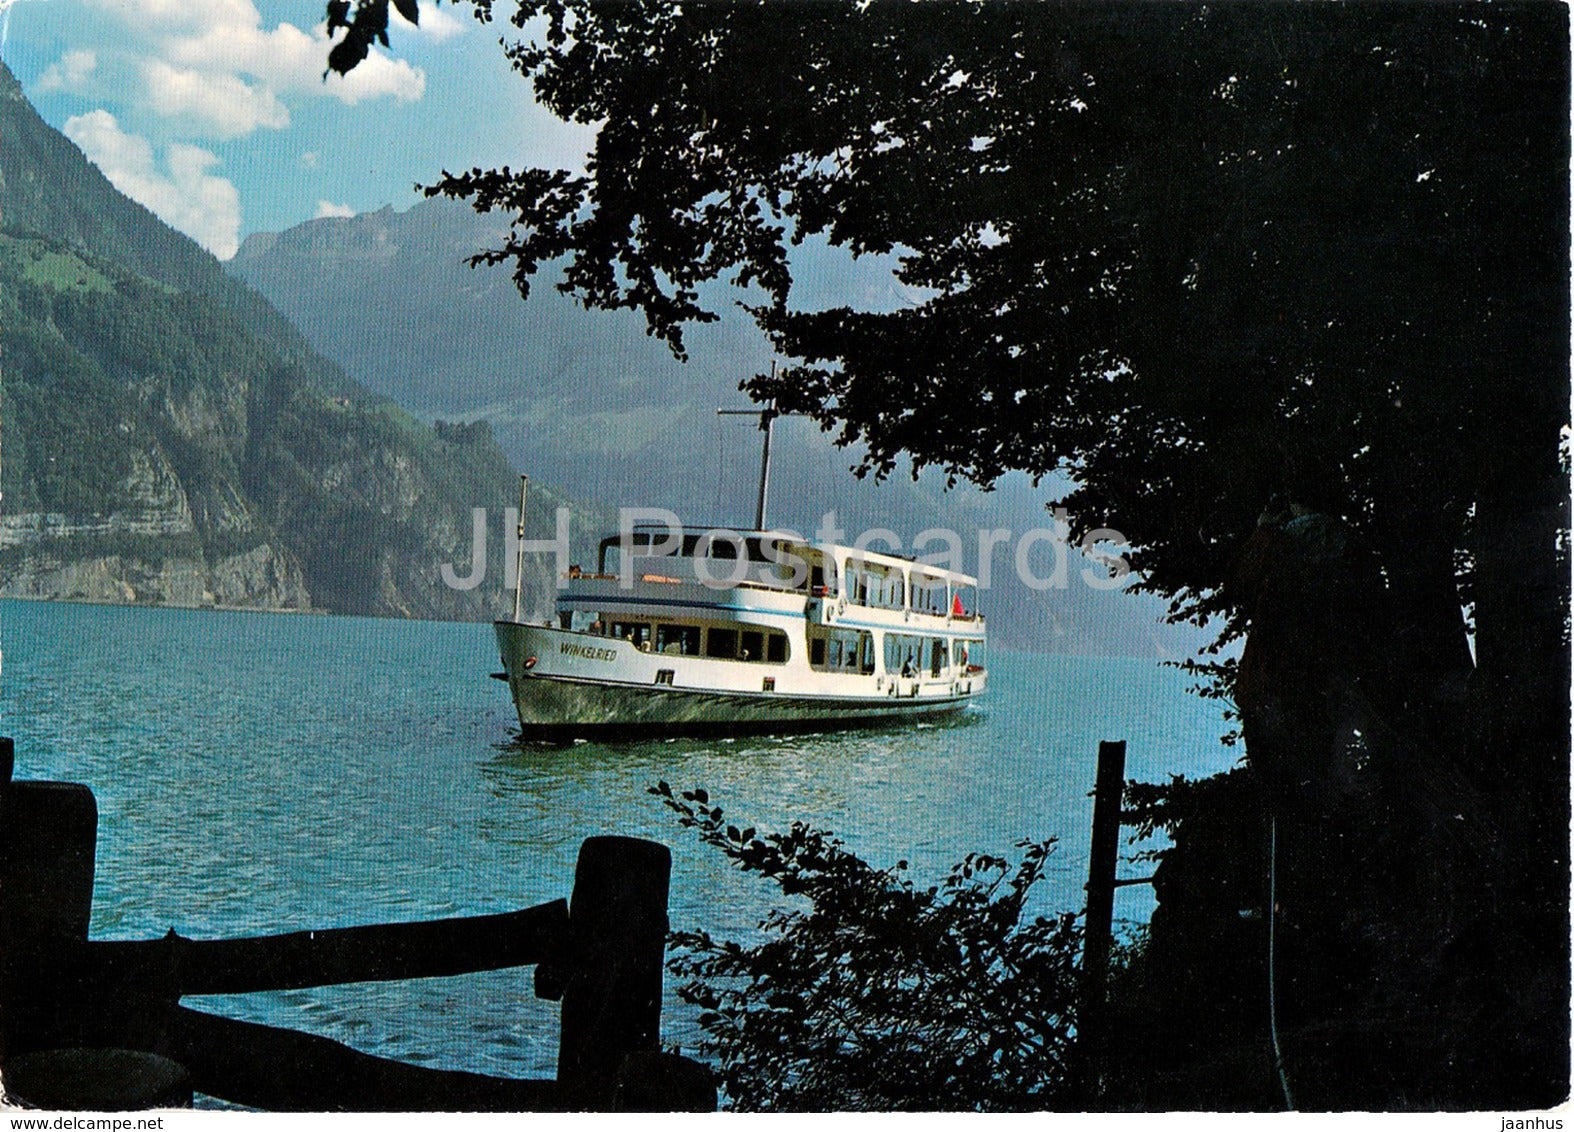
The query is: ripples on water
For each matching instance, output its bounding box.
[0,599,1233,1102]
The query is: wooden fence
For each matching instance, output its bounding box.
[1077,739,1158,1106]
[0,738,714,1112]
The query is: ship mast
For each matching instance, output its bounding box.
[512,474,529,623]
[717,366,799,531]
[716,404,782,531]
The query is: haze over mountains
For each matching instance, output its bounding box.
[0,60,587,621]
[0,49,1202,657]
[229,197,1203,657]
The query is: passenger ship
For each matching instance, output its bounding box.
[493,490,986,737]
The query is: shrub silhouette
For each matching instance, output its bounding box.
[652,782,1081,1111]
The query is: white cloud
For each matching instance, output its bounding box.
[74,0,425,138]
[321,49,425,106]
[385,0,463,41]
[412,2,464,42]
[94,0,259,36]
[142,58,289,138]
[64,109,242,259]
[315,199,354,219]
[37,49,98,93]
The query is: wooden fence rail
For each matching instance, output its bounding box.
[165,1006,569,1112]
[0,739,714,1112]
[83,901,570,995]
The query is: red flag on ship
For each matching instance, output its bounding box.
[952,593,965,616]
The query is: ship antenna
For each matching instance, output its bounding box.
[718,363,800,531]
[755,402,775,531]
[512,474,529,623]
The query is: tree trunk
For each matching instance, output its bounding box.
[1470,463,1569,799]
[1465,453,1569,1107]
[1470,457,1569,932]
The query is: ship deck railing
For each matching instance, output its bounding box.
[561,570,985,619]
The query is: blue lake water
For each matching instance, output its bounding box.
[0,599,1234,1102]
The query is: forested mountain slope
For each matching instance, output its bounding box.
[0,61,586,619]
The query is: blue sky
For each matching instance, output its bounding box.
[1,0,593,257]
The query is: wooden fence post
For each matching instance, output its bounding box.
[1079,738,1126,1105]
[0,766,196,1110]
[0,778,99,1058]
[556,836,671,1107]
[0,780,97,944]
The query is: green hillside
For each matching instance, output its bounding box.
[0,60,344,388]
[0,61,591,620]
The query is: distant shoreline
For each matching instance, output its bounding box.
[0,594,1195,661]
[0,592,518,629]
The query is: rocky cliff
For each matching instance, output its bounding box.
[0,62,591,621]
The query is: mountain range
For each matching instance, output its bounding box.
[0,59,592,622]
[229,196,1204,657]
[0,51,1202,658]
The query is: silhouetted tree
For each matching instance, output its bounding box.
[330,1,1570,1105]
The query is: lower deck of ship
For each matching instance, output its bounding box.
[504,667,974,740]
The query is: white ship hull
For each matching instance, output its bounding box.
[492,518,989,739]
[495,619,984,738]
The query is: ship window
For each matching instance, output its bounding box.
[913,574,947,614]
[844,560,893,607]
[885,632,925,677]
[559,611,572,630]
[612,621,650,648]
[655,669,675,685]
[767,634,788,663]
[763,539,811,589]
[955,639,985,669]
[707,627,738,659]
[848,562,903,610]
[656,624,700,656]
[741,630,763,662]
[762,676,776,693]
[930,638,946,677]
[812,628,873,673]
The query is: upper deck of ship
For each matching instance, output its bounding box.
[561,525,985,626]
